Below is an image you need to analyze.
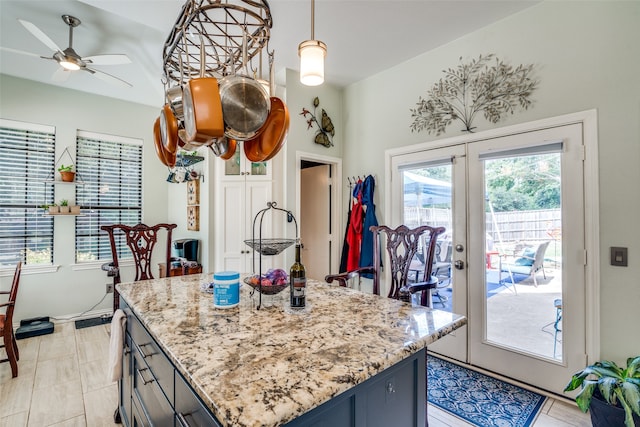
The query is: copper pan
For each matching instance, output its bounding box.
[182,40,224,145]
[244,97,290,162]
[160,104,179,165]
[220,138,237,160]
[153,117,169,167]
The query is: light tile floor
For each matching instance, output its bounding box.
[0,321,590,426]
[0,322,116,427]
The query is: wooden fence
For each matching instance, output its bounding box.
[404,207,562,244]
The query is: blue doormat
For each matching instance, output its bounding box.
[427,356,546,427]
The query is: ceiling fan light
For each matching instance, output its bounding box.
[60,59,80,71]
[299,40,326,86]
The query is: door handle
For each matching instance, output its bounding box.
[454,260,465,270]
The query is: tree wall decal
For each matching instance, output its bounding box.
[410,54,538,135]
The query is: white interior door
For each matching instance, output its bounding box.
[467,123,586,394]
[300,165,331,281]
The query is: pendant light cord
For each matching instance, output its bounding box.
[310,0,315,39]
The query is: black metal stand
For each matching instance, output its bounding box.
[246,202,298,309]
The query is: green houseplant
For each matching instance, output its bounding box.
[565,356,640,427]
[58,164,75,182]
[59,199,70,214]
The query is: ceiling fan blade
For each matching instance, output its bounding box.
[0,46,44,58]
[52,67,71,83]
[83,54,131,65]
[85,67,132,88]
[18,19,63,54]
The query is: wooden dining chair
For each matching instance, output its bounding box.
[1,261,22,378]
[326,224,446,308]
[101,223,176,312]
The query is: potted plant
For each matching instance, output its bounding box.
[47,203,58,214]
[58,164,75,182]
[564,356,640,427]
[59,199,70,214]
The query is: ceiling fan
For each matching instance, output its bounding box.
[2,14,132,87]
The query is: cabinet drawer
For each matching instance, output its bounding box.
[132,346,174,426]
[129,310,174,404]
[175,372,222,427]
[119,332,133,427]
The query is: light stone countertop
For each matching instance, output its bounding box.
[117,274,467,427]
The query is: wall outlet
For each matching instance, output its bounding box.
[106,283,114,293]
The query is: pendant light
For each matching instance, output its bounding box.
[298,0,326,86]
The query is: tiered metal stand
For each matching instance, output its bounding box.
[244,202,298,309]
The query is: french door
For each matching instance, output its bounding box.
[390,122,588,394]
[390,144,467,362]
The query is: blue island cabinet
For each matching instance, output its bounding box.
[119,298,427,427]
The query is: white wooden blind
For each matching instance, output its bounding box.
[75,131,143,262]
[0,119,55,266]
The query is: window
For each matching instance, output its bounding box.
[0,119,55,266]
[75,131,143,263]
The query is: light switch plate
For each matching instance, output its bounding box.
[610,246,628,267]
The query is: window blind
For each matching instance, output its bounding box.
[75,131,143,263]
[0,119,55,266]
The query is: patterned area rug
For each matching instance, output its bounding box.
[427,357,546,427]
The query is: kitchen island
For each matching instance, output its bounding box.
[116,274,466,427]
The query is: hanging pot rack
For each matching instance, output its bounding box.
[162,0,273,86]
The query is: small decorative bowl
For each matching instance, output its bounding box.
[243,277,288,295]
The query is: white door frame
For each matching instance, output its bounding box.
[296,151,343,279]
[385,110,600,363]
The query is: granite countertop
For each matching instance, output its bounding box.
[117,274,467,427]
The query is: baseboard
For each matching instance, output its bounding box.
[53,308,113,324]
[15,308,113,329]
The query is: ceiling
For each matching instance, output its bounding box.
[0,0,538,108]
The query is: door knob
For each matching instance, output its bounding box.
[454,260,465,270]
[455,244,464,253]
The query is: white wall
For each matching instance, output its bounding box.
[281,68,344,266]
[339,1,640,362]
[0,74,170,322]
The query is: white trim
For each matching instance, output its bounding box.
[0,264,60,277]
[76,129,143,146]
[71,259,135,271]
[386,109,600,364]
[295,151,343,276]
[581,109,600,363]
[0,118,55,133]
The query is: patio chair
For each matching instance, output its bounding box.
[499,241,551,290]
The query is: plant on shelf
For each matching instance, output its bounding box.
[59,199,70,214]
[48,203,58,214]
[564,356,640,427]
[58,164,76,182]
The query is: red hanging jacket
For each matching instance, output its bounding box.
[346,181,364,271]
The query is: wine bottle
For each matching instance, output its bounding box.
[290,243,306,308]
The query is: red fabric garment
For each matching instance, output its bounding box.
[346,183,364,271]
